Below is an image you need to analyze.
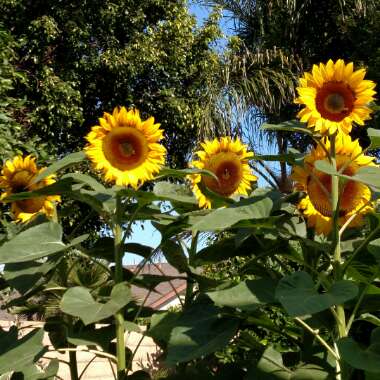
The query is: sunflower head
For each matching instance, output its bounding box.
[188,137,257,209]
[84,107,166,188]
[0,155,61,223]
[295,59,376,135]
[292,133,375,235]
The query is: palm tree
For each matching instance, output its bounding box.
[198,0,380,189]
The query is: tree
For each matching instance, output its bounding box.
[203,0,380,187]
[0,0,222,167]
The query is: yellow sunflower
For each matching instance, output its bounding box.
[84,107,166,188]
[188,137,257,209]
[0,155,61,223]
[295,59,376,135]
[292,133,375,235]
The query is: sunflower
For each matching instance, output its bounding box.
[295,59,376,135]
[292,133,375,235]
[0,155,61,223]
[189,137,257,208]
[84,107,166,188]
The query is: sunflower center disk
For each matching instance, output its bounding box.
[16,198,45,214]
[121,142,136,157]
[315,82,355,122]
[203,153,243,196]
[325,93,346,113]
[307,159,363,217]
[103,127,149,171]
[10,170,34,192]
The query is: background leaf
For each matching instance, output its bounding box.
[0,222,87,264]
[276,272,358,317]
[60,282,132,325]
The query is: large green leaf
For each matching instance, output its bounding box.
[367,237,380,264]
[315,160,380,190]
[160,239,188,273]
[156,167,218,180]
[276,271,358,317]
[60,282,132,325]
[132,273,186,291]
[0,222,87,264]
[14,358,59,380]
[153,182,197,204]
[125,242,153,259]
[148,311,181,346]
[62,172,106,192]
[188,196,274,231]
[164,303,239,365]
[192,234,283,267]
[191,237,238,266]
[70,188,116,214]
[0,327,46,375]
[338,327,380,373]
[254,152,305,166]
[3,254,61,294]
[262,120,314,136]
[245,346,291,379]
[32,151,86,183]
[368,128,380,150]
[87,237,114,260]
[4,177,74,202]
[206,278,277,311]
[67,325,115,351]
[245,346,331,380]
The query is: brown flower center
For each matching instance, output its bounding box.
[315,82,355,122]
[10,170,34,192]
[202,152,243,196]
[103,127,149,170]
[16,198,45,214]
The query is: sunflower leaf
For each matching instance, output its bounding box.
[153,182,197,204]
[315,160,380,190]
[337,327,380,373]
[254,152,305,165]
[32,151,86,184]
[60,282,132,325]
[156,167,218,180]
[3,177,74,201]
[0,327,47,375]
[262,120,315,136]
[368,128,380,150]
[0,222,87,264]
[187,195,274,231]
[276,271,358,317]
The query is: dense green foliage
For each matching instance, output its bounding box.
[0,0,221,166]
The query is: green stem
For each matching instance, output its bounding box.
[114,196,126,379]
[295,317,338,360]
[69,350,79,380]
[330,133,347,380]
[185,232,199,307]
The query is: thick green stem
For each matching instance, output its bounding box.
[330,133,347,380]
[69,350,79,380]
[114,197,126,379]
